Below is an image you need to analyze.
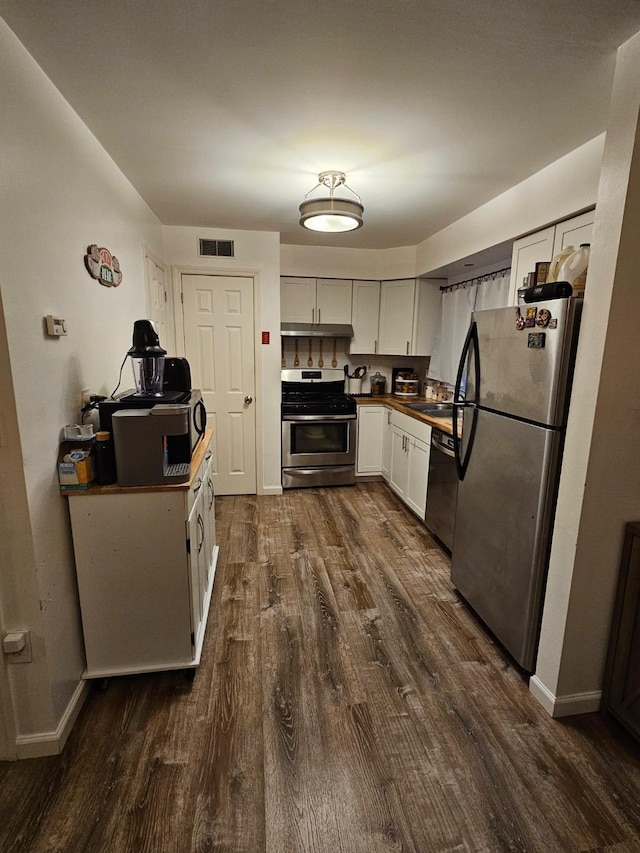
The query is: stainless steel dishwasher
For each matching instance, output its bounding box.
[425,428,458,551]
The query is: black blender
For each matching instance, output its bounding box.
[98,320,202,439]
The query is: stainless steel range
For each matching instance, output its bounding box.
[281,368,357,489]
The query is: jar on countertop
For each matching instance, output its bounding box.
[370,372,386,395]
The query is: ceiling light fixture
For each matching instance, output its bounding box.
[299,171,364,233]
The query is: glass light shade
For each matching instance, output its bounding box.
[299,197,364,232]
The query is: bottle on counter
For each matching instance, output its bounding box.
[94,430,117,485]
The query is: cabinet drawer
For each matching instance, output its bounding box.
[390,409,431,444]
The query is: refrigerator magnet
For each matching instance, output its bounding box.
[525,307,537,328]
[515,307,526,331]
[548,318,558,329]
[536,308,551,328]
[527,332,546,348]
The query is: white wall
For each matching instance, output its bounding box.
[531,30,640,715]
[163,226,282,494]
[0,19,164,755]
[280,244,416,280]
[415,136,604,277]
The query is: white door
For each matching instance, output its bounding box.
[181,274,256,495]
[145,255,175,355]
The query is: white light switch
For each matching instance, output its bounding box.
[45,315,67,336]
[3,630,32,663]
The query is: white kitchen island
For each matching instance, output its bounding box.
[63,430,218,680]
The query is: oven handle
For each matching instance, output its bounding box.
[282,414,357,422]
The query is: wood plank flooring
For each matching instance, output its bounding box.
[2,482,640,852]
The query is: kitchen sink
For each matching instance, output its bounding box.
[406,402,454,415]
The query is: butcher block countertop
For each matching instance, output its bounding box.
[61,429,214,496]
[354,394,457,435]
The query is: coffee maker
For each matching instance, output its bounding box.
[112,405,192,486]
[98,320,206,454]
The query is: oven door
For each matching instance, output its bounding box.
[282,415,356,468]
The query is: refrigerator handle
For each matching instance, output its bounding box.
[453,320,480,482]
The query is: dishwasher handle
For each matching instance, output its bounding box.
[431,429,455,458]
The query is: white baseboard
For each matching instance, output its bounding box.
[15,679,90,759]
[529,675,602,718]
[259,485,283,496]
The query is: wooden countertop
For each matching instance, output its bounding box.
[354,394,458,435]
[61,429,214,496]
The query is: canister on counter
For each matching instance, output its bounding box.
[370,372,386,395]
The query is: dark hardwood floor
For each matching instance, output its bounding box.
[2,482,640,852]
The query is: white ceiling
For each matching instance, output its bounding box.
[3,1,640,250]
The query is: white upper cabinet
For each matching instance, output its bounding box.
[376,279,441,356]
[378,279,416,355]
[351,280,381,353]
[508,210,595,305]
[281,277,352,324]
[280,277,317,323]
[551,210,594,257]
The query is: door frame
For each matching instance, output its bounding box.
[171,265,264,495]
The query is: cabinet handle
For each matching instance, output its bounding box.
[312,307,315,323]
[318,308,321,324]
[197,514,205,553]
[406,341,410,355]
[205,451,212,463]
[193,477,202,494]
[374,340,378,354]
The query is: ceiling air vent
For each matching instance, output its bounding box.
[199,238,234,258]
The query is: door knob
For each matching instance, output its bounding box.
[244,395,253,405]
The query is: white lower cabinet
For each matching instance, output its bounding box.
[387,410,431,518]
[66,432,218,679]
[381,408,392,482]
[356,405,385,474]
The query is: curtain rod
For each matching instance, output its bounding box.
[440,266,511,293]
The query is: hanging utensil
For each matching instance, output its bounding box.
[294,339,300,367]
[331,339,337,368]
[307,340,313,367]
[281,339,286,368]
[318,339,324,367]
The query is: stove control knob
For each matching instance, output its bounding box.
[244,395,253,405]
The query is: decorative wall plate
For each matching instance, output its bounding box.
[84,244,123,287]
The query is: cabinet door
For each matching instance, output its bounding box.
[406,434,431,519]
[381,409,392,482]
[356,406,384,474]
[316,279,352,324]
[281,277,316,323]
[378,279,416,355]
[411,280,442,357]
[351,280,380,353]
[508,226,555,306]
[389,425,410,499]
[188,482,206,648]
[203,449,217,583]
[551,210,594,257]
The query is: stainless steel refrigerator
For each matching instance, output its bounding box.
[451,295,583,671]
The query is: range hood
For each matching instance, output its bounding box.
[281,322,354,338]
